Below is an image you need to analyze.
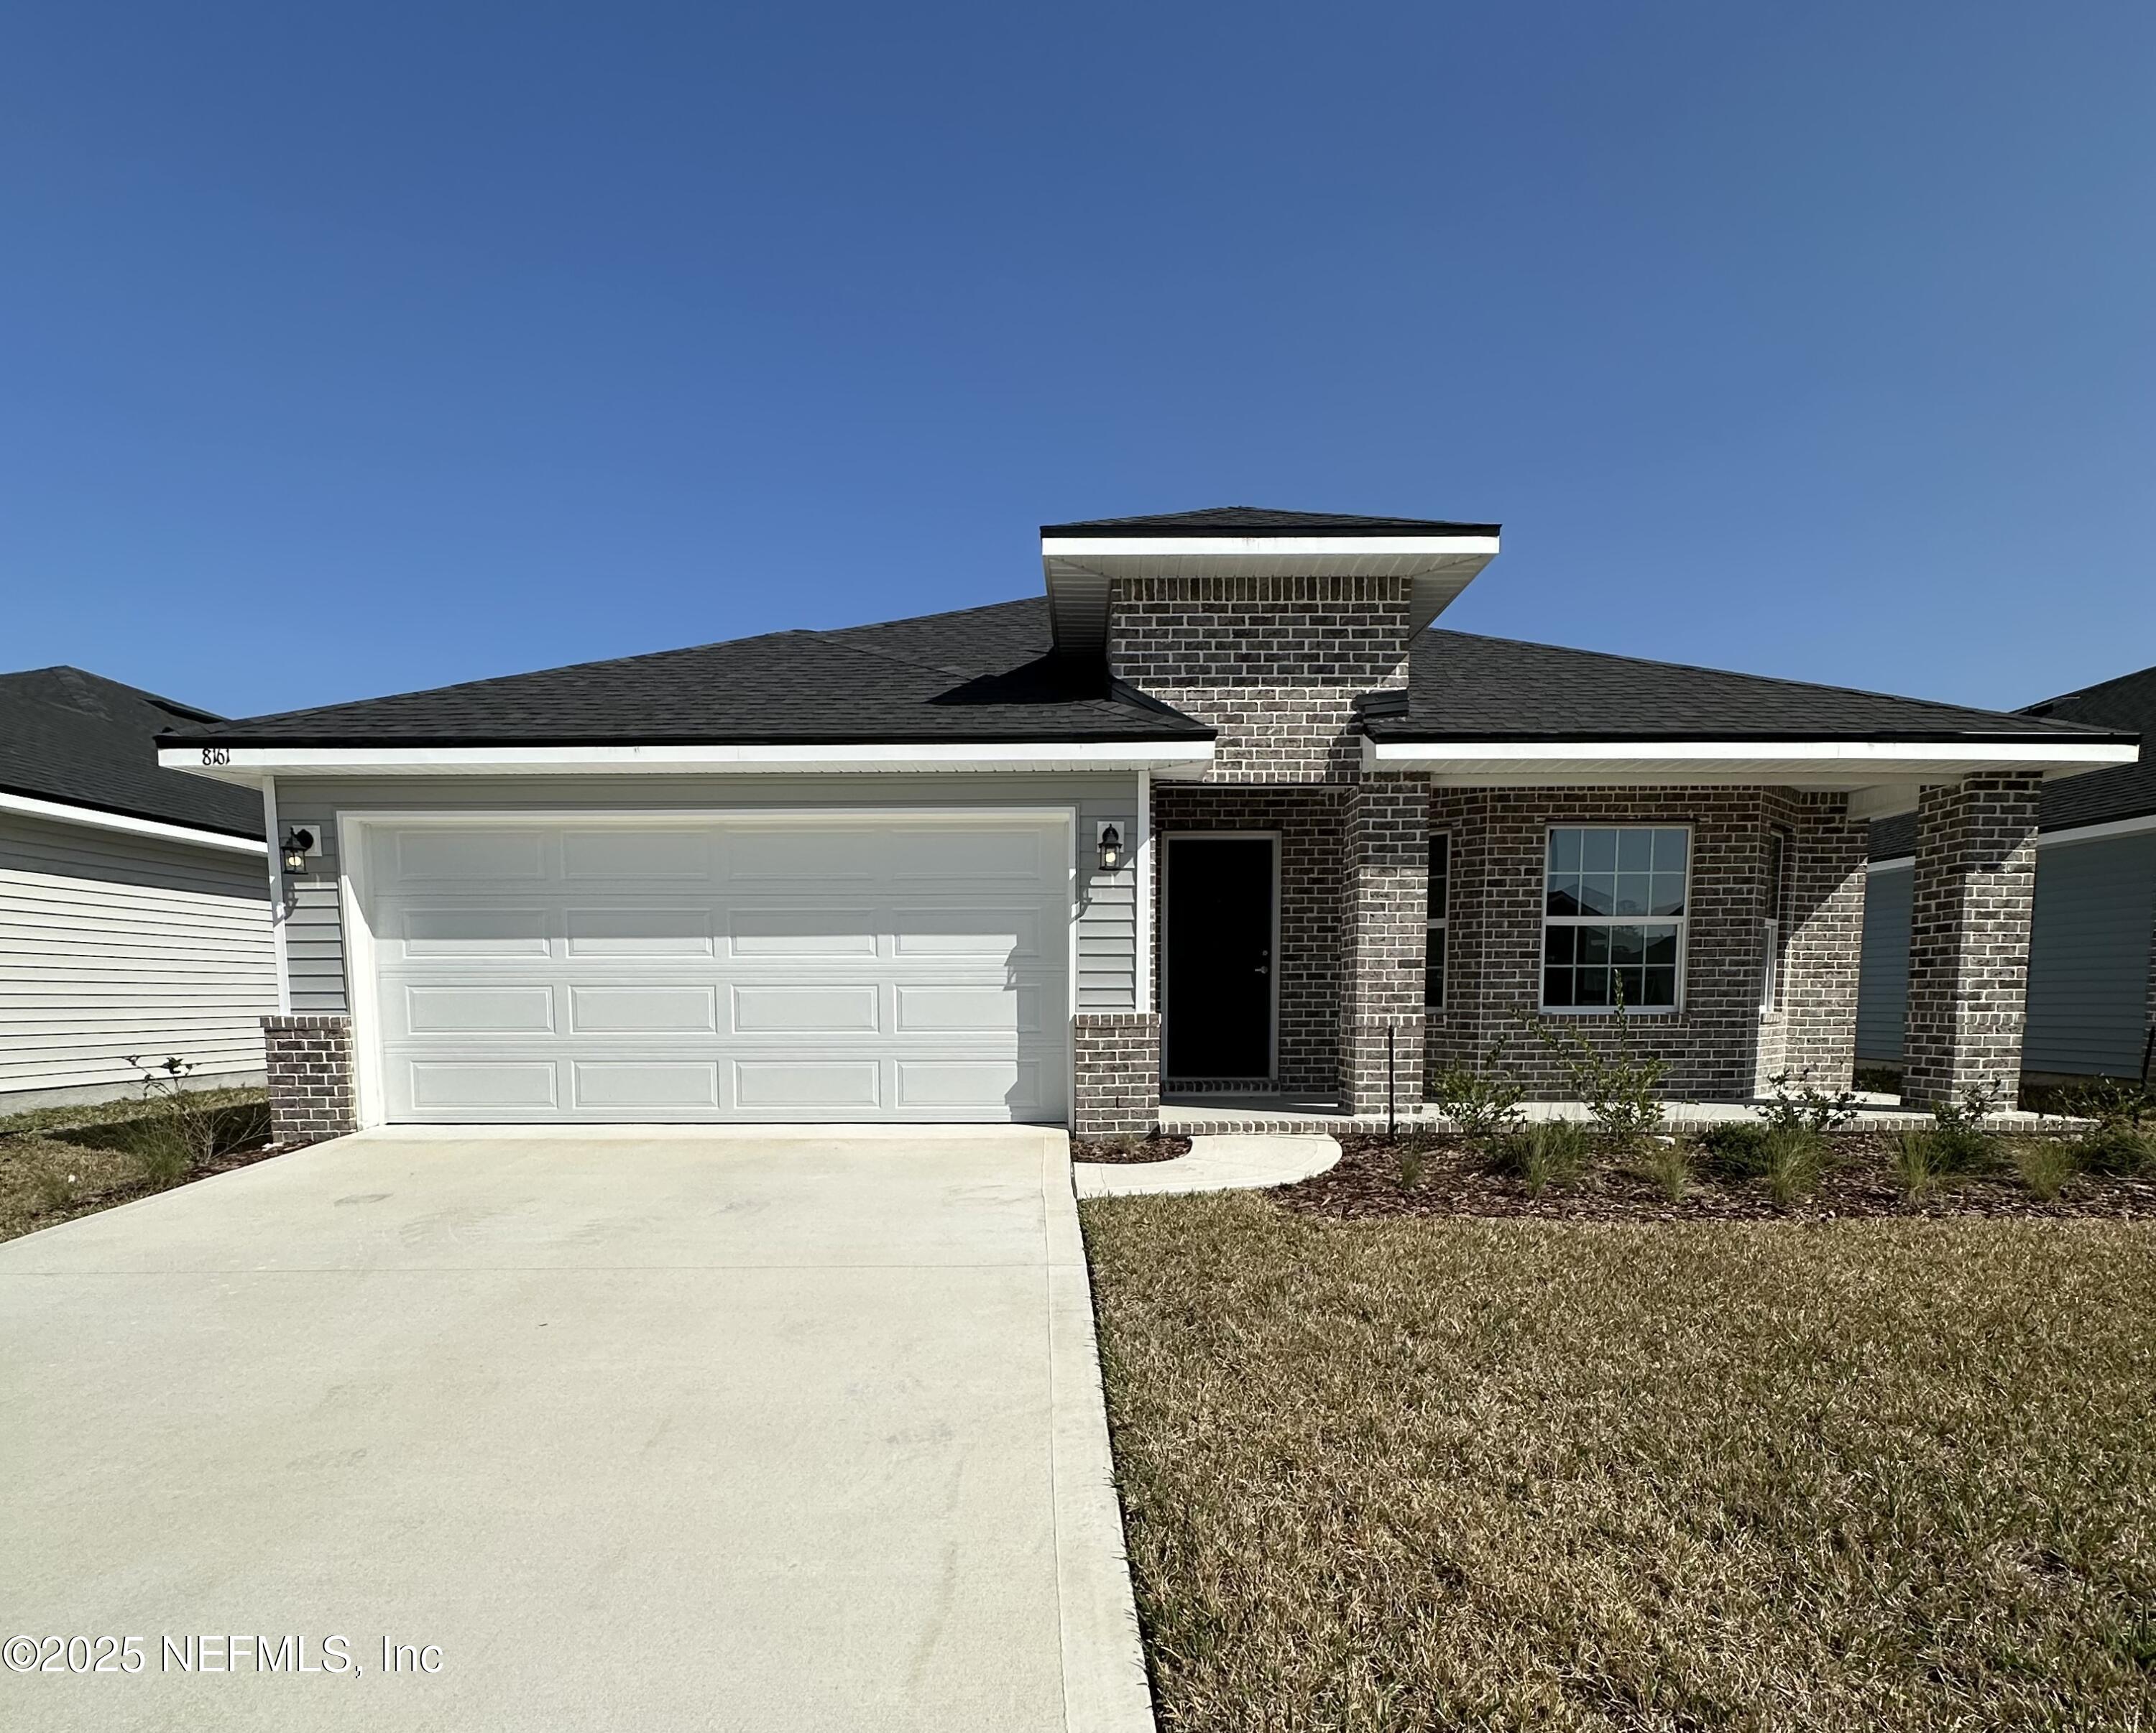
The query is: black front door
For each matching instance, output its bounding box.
[1163,836,1275,1079]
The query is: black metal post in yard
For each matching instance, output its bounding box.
[1387,1022,1396,1140]
[2142,1024,2154,1089]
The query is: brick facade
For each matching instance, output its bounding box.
[1107,576,1412,783]
[1339,776,1430,1114]
[1071,1012,1161,1136]
[1424,786,1866,1101]
[262,1015,358,1146]
[1902,773,2042,1108]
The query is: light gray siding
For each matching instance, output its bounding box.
[2024,833,2156,1076]
[1856,863,1912,1063]
[0,810,276,1101]
[272,773,1145,1018]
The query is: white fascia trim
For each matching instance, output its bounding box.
[0,787,268,854]
[158,740,1217,778]
[1363,738,2138,773]
[1869,808,2156,873]
[1041,535,1501,561]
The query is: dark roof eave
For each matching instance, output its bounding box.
[157,726,1219,750]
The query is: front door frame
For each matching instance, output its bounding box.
[1159,829,1281,1085]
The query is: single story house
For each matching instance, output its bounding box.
[1860,659,2156,1089]
[1,667,277,1110]
[156,508,2139,1142]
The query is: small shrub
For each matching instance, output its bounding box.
[1428,1043,1526,1150]
[2072,1121,2155,1178]
[115,1055,236,1191]
[2012,1139,2076,1202]
[1761,1124,1823,1206]
[1637,1140,1691,1203]
[27,1157,86,1213]
[1761,1069,1861,1136]
[2060,1076,2153,1132]
[1891,1127,1943,1201]
[1694,1120,1770,1178]
[1503,1120,1591,1199]
[1529,988,1668,1154]
[1397,1140,1431,1191]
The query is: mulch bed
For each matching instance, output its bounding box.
[1276,1131,2156,1222]
[1071,1134,1193,1165]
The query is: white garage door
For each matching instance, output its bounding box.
[357,814,1072,1123]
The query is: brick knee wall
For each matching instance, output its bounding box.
[263,1015,358,1146]
[1072,1013,1160,1136]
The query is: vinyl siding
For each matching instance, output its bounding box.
[2024,833,2156,1076]
[0,810,276,1096]
[1856,864,1912,1063]
[273,773,1145,1018]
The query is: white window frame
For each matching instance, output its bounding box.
[1424,833,1449,1011]
[1539,823,1692,1016]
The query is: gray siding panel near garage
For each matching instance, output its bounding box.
[0,810,277,1099]
[2023,833,2156,1076]
[272,772,1147,1019]
[1856,864,1912,1063]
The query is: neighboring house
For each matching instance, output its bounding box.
[1,667,276,1109]
[154,508,2138,1143]
[1860,661,2156,1088]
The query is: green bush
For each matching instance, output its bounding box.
[1529,990,1668,1154]
[1926,1081,2002,1172]
[1761,1070,1861,1135]
[1762,1124,1824,1206]
[2012,1139,2077,1202]
[2072,1121,2155,1178]
[1501,1120,1592,1199]
[1694,1120,1770,1178]
[1427,1043,1525,1149]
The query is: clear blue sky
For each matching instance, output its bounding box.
[2,2,2149,721]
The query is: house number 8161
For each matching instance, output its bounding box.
[201,747,230,765]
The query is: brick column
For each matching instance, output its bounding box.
[1338,775,1429,1114]
[1902,773,2042,1108]
[262,1015,358,1146]
[1072,1012,1160,1136]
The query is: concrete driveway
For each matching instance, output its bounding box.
[0,1127,1150,1733]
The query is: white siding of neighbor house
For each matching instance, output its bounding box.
[2023,833,2156,1078]
[0,810,276,1100]
[272,772,1144,1017]
[1856,864,1912,1065]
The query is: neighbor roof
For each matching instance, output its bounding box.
[1041,505,1501,537]
[0,667,263,838]
[1368,632,2138,746]
[1870,659,2156,858]
[160,599,1214,749]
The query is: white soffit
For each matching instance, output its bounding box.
[157,739,1217,783]
[0,787,269,854]
[1041,534,1503,654]
[1362,736,2139,788]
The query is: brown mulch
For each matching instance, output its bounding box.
[1072,1134,1194,1165]
[1275,1131,2156,1223]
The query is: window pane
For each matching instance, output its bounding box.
[1544,926,1577,965]
[1616,829,1653,871]
[1424,926,1446,1008]
[1575,966,1611,1006]
[1582,828,1618,873]
[1428,836,1448,914]
[1616,966,1647,1007]
[1654,828,1689,872]
[1615,872,1651,916]
[1650,872,1687,918]
[1644,926,1680,966]
[1577,926,1611,966]
[1549,828,1582,874]
[1608,925,1647,966]
[1548,873,1583,918]
[1578,872,1616,917]
[1544,967,1574,1006]
[1639,966,1677,1007]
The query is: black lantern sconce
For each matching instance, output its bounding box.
[280,827,315,877]
[1096,822,1123,873]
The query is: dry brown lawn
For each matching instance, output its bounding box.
[0,1088,271,1242]
[1083,1196,2156,1732]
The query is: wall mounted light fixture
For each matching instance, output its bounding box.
[1096,822,1123,873]
[280,827,315,877]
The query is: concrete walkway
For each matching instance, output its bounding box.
[1074,1133,1341,1198]
[0,1127,1152,1733]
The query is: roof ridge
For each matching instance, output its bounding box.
[1422,629,2124,737]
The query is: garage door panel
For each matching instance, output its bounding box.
[367,816,1069,1124]
[564,907,714,956]
[732,983,882,1033]
[403,984,556,1034]
[568,985,718,1033]
[571,1061,720,1110]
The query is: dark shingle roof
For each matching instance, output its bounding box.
[1373,632,2136,745]
[1871,659,2156,858]
[1041,505,1501,537]
[165,599,1212,749]
[0,667,262,839]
